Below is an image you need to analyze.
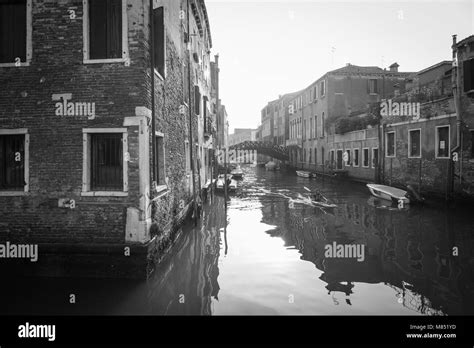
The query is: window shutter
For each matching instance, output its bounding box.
[464,59,473,92]
[0,1,26,63]
[153,6,165,76]
[89,0,107,59]
[107,0,122,59]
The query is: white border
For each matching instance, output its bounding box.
[82,128,128,196]
[371,147,378,168]
[362,147,370,168]
[0,0,32,67]
[83,0,129,64]
[435,125,450,159]
[408,128,422,159]
[385,131,396,158]
[0,129,29,196]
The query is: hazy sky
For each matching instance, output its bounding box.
[206,0,473,133]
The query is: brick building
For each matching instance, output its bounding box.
[0,0,217,278]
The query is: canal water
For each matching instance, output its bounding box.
[1,166,473,315]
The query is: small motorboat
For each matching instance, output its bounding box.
[265,161,277,171]
[216,174,237,192]
[300,189,338,209]
[296,170,311,178]
[230,165,244,179]
[366,184,410,206]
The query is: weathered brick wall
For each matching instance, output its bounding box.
[0,0,150,243]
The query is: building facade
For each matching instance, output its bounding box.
[0,0,218,278]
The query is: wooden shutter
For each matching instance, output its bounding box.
[107,0,122,58]
[153,7,165,76]
[90,0,122,59]
[464,59,473,92]
[0,0,26,63]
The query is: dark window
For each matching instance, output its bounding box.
[320,80,325,96]
[345,149,351,166]
[156,136,165,185]
[203,97,208,133]
[91,133,123,191]
[470,131,474,158]
[89,0,122,60]
[309,148,312,163]
[354,148,360,166]
[386,132,395,157]
[372,148,379,168]
[153,6,165,77]
[0,134,24,190]
[303,149,306,163]
[363,148,369,167]
[314,148,317,165]
[368,79,378,94]
[463,58,474,92]
[322,112,325,137]
[0,0,26,64]
[436,126,449,158]
[194,86,201,115]
[409,129,421,157]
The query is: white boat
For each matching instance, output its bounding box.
[366,184,410,205]
[296,170,311,178]
[216,174,237,191]
[265,161,277,171]
[230,165,244,179]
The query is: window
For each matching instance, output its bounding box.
[362,148,369,167]
[320,80,326,97]
[372,148,378,168]
[0,0,31,66]
[194,86,201,115]
[470,130,474,158]
[436,126,450,159]
[408,129,421,158]
[322,112,325,137]
[314,115,318,138]
[303,119,306,140]
[91,133,123,191]
[386,131,395,157]
[185,141,190,172]
[353,148,359,167]
[153,6,165,77]
[0,132,27,192]
[84,0,128,63]
[368,79,378,94]
[314,148,318,165]
[82,129,127,196]
[156,134,165,185]
[463,58,474,92]
[310,118,313,139]
[309,148,312,163]
[345,149,351,166]
[314,85,318,100]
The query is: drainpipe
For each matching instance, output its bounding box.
[451,34,462,196]
[149,0,156,183]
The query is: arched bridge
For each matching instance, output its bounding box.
[228,141,289,161]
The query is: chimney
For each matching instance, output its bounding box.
[389,62,399,72]
[346,63,350,67]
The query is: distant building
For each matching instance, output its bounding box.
[228,128,257,146]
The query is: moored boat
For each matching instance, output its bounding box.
[216,174,237,192]
[296,170,311,178]
[366,184,410,205]
[230,165,244,179]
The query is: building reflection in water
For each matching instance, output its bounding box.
[147,194,225,315]
[259,191,474,315]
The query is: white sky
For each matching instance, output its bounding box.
[206,0,474,133]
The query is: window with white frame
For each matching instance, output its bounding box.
[368,79,378,94]
[345,149,351,166]
[386,131,396,157]
[436,125,450,159]
[155,133,165,186]
[372,148,378,168]
[83,0,129,63]
[362,148,369,167]
[82,128,128,196]
[0,129,29,194]
[408,129,421,158]
[353,148,360,167]
[320,80,325,97]
[0,0,31,66]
